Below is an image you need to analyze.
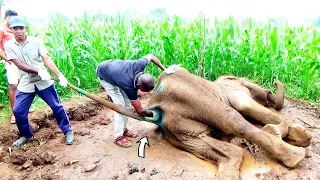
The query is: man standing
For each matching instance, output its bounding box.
[4,16,74,147]
[0,10,19,124]
[96,54,165,148]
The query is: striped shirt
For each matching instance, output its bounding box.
[4,36,54,93]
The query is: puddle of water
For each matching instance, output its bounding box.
[183,152,218,173]
[183,150,286,179]
[240,151,284,179]
[127,132,296,179]
[240,151,271,179]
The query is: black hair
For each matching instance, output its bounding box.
[139,74,155,90]
[5,10,18,17]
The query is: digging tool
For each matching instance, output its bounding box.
[30,76,162,124]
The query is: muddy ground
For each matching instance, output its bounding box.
[0,92,319,180]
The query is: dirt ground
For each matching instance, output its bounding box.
[0,93,319,180]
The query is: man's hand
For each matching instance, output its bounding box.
[38,69,51,80]
[131,99,153,117]
[136,108,153,117]
[58,74,68,87]
[144,54,166,71]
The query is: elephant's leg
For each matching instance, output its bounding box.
[227,91,289,138]
[240,79,285,110]
[232,81,310,147]
[169,134,243,180]
[285,123,312,147]
[200,104,305,168]
[240,79,270,107]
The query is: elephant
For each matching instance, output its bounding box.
[213,75,311,148]
[140,65,311,180]
[71,65,311,180]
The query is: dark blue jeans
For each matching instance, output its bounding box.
[13,84,72,138]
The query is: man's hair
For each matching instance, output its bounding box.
[138,73,155,91]
[5,10,18,17]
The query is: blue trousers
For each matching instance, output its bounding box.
[13,85,72,138]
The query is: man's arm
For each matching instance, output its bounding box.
[11,58,38,73]
[38,38,63,77]
[131,99,153,117]
[42,54,63,77]
[143,54,166,71]
[9,54,62,75]
[4,41,37,71]
[131,99,146,115]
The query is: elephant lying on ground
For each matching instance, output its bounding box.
[141,65,311,180]
[213,75,311,148]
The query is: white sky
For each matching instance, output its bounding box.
[4,0,320,23]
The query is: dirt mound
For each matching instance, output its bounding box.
[0,127,19,147]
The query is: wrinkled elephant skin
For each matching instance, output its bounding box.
[146,67,310,180]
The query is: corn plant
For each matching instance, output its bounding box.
[0,12,319,105]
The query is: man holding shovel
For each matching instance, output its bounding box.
[4,16,74,147]
[96,54,165,148]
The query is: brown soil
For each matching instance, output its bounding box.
[0,93,319,180]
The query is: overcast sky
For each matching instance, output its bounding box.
[4,0,320,24]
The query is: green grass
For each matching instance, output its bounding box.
[0,96,48,124]
[42,13,319,101]
[0,107,10,124]
[0,12,319,124]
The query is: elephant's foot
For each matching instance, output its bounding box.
[216,156,243,180]
[285,123,312,147]
[262,124,282,138]
[278,145,305,168]
[170,134,244,180]
[246,127,306,168]
[202,136,244,180]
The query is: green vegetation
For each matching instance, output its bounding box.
[0,12,319,122]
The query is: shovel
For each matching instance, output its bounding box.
[30,76,162,124]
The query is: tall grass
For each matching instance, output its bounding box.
[0,12,319,105]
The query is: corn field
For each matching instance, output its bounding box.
[0,12,319,105]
